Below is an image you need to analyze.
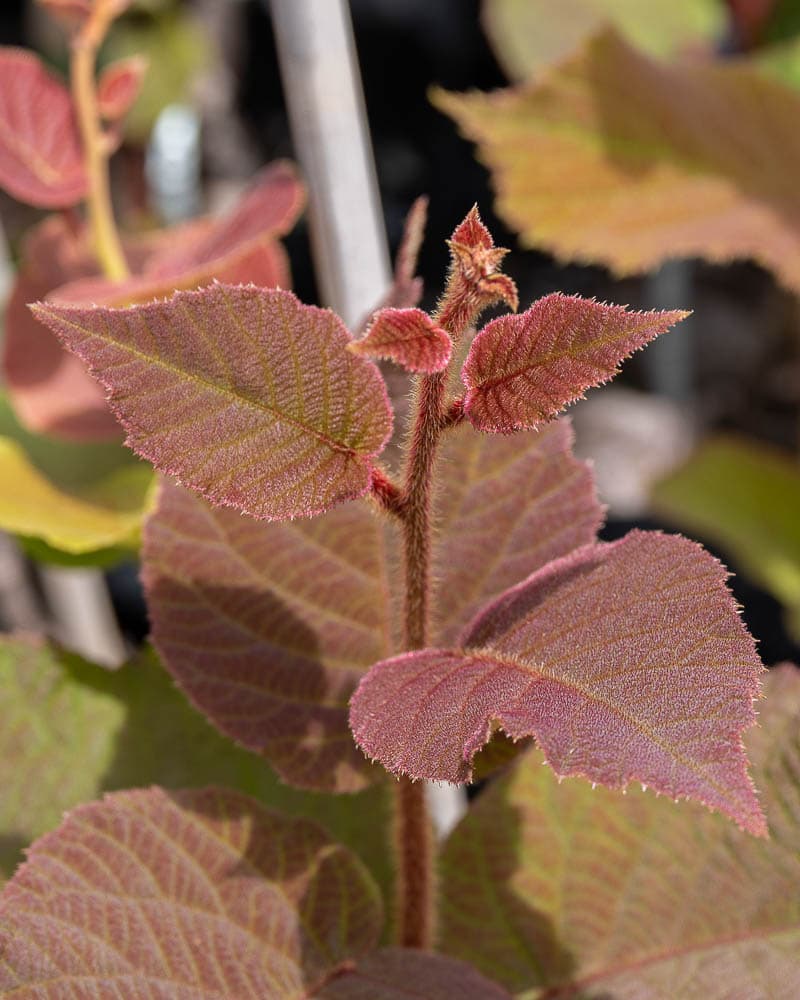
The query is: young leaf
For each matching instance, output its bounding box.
[33,284,393,521]
[482,0,724,80]
[317,949,511,998]
[653,436,800,638]
[0,636,391,898]
[142,479,396,792]
[351,307,452,373]
[438,666,800,997]
[96,55,148,122]
[432,418,603,644]
[433,30,800,295]
[0,786,383,995]
[2,216,120,441]
[461,292,688,432]
[350,530,766,835]
[0,48,87,207]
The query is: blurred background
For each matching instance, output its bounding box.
[2,0,800,668]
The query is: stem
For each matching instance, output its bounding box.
[70,2,129,281]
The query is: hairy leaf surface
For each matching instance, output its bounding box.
[0,48,87,207]
[143,479,396,791]
[351,530,765,834]
[462,293,687,432]
[439,666,800,997]
[482,0,723,80]
[0,636,391,898]
[0,392,152,557]
[432,418,603,644]
[653,435,800,639]
[351,307,452,373]
[96,55,148,121]
[433,30,800,293]
[0,786,383,996]
[33,284,393,521]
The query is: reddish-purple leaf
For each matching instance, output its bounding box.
[462,292,688,432]
[32,284,393,521]
[1,216,119,441]
[96,55,147,122]
[317,949,511,998]
[351,307,452,374]
[351,530,766,835]
[143,479,397,791]
[439,666,800,997]
[0,786,383,995]
[432,418,603,645]
[0,48,87,207]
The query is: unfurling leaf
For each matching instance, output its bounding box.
[433,30,800,294]
[433,418,603,644]
[350,530,765,835]
[96,55,148,122]
[462,293,688,432]
[0,786,383,995]
[439,666,800,997]
[351,307,452,373]
[0,48,86,207]
[142,479,396,792]
[33,284,393,521]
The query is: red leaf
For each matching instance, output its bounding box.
[351,307,452,374]
[1,216,119,440]
[318,949,512,998]
[33,285,393,521]
[350,530,766,835]
[463,293,688,432]
[96,55,147,122]
[0,786,383,995]
[142,479,395,792]
[432,418,603,644]
[0,48,87,207]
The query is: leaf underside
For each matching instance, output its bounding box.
[350,530,765,835]
[439,666,800,998]
[433,29,800,294]
[0,48,86,207]
[33,284,393,522]
[352,307,452,374]
[461,292,687,432]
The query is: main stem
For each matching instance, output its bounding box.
[70,5,129,281]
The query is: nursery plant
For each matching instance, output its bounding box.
[1,1,800,996]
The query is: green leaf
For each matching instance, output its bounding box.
[483,0,724,80]
[439,666,800,997]
[0,392,153,558]
[0,636,391,902]
[653,435,800,639]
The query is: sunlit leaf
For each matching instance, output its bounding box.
[0,786,383,996]
[142,479,397,792]
[653,435,800,639]
[0,48,87,207]
[482,0,723,80]
[432,418,603,644]
[351,530,765,834]
[351,307,452,374]
[462,293,687,432]
[439,665,800,997]
[433,29,800,294]
[33,284,393,521]
[0,636,391,899]
[96,54,148,121]
[0,391,152,557]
